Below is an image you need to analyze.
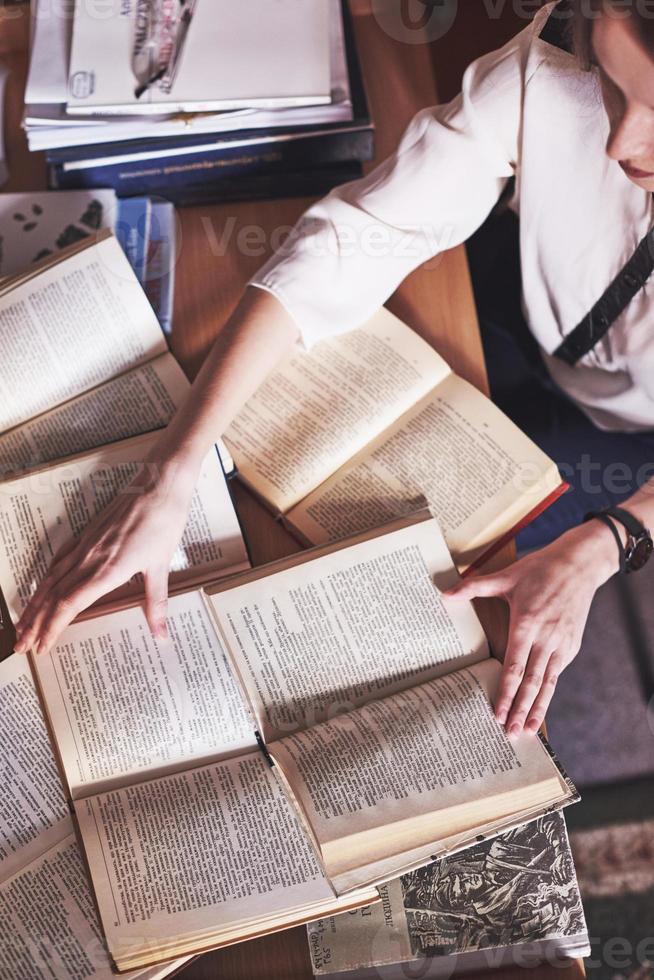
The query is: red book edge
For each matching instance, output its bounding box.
[461,481,570,578]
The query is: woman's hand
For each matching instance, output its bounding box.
[12,289,300,658]
[444,520,620,737]
[14,454,198,656]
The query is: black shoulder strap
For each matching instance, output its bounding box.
[552,229,654,366]
[538,0,574,54]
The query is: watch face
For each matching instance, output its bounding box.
[629,535,653,571]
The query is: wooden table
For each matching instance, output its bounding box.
[0,3,584,978]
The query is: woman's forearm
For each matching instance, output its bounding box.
[151,285,299,477]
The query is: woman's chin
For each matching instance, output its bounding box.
[629,173,654,191]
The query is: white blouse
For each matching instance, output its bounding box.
[251,2,654,432]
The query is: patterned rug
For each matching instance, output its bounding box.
[569,814,654,980]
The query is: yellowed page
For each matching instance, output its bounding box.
[0,655,70,883]
[32,589,257,800]
[205,516,488,745]
[0,232,167,433]
[0,663,187,972]
[0,352,189,479]
[0,430,249,622]
[0,833,188,979]
[287,374,562,570]
[342,786,577,896]
[270,659,567,891]
[0,658,190,976]
[75,751,371,969]
[223,307,451,513]
[308,879,412,977]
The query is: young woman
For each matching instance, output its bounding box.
[15,0,654,740]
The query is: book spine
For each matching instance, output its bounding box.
[46,130,374,197]
[143,200,175,335]
[462,481,570,577]
[49,162,365,206]
[161,163,365,206]
[114,196,151,285]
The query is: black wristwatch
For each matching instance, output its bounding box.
[585,506,653,574]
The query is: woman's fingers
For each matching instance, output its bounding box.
[444,570,510,601]
[30,566,117,655]
[144,567,170,640]
[21,541,126,655]
[493,615,535,726]
[51,534,82,565]
[504,644,559,735]
[524,662,561,733]
[15,546,82,649]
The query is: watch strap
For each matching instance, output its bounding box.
[605,506,646,538]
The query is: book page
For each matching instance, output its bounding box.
[271,659,566,888]
[206,516,488,745]
[223,308,451,513]
[0,430,249,622]
[0,232,167,433]
[0,352,189,479]
[0,833,188,979]
[307,811,587,976]
[329,762,578,897]
[287,374,562,570]
[0,655,71,883]
[75,751,363,970]
[32,589,257,799]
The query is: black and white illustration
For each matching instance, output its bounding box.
[0,190,115,278]
[401,812,587,957]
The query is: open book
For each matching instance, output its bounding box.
[0,229,248,624]
[223,307,566,572]
[0,654,189,980]
[30,511,576,972]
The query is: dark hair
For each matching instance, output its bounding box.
[572,0,654,70]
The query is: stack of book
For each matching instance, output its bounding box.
[0,188,176,332]
[23,0,374,203]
